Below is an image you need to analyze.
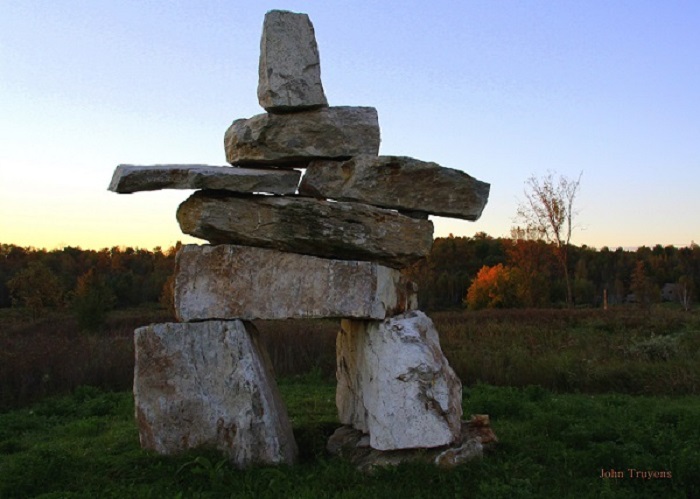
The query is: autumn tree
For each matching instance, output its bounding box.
[515,171,582,307]
[403,234,506,310]
[465,264,519,310]
[507,227,555,307]
[6,261,64,316]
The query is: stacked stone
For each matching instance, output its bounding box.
[109,9,492,469]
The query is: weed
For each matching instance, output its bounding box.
[628,333,681,361]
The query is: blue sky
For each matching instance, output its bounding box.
[1,1,698,250]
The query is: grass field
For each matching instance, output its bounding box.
[1,306,699,497]
[1,379,698,498]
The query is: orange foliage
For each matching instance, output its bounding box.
[465,264,518,310]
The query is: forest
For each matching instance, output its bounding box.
[1,235,698,319]
[0,243,177,330]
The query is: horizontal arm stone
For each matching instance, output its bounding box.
[299,155,490,220]
[108,164,300,195]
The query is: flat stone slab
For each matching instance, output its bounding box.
[299,155,490,220]
[108,164,301,195]
[224,106,380,166]
[174,244,417,321]
[258,10,328,112]
[134,320,298,467]
[336,311,463,450]
[177,191,433,269]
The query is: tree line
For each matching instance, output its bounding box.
[2,235,698,321]
[405,234,699,310]
[0,244,178,329]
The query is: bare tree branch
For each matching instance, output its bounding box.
[514,170,582,306]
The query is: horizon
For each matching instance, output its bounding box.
[2,232,696,255]
[2,2,699,251]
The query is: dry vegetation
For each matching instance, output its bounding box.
[2,306,699,411]
[438,307,700,395]
[0,308,170,410]
[0,308,339,410]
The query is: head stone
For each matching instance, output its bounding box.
[257,10,329,113]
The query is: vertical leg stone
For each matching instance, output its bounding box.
[336,311,463,451]
[134,321,297,467]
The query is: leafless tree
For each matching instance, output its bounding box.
[515,170,582,307]
[676,276,693,311]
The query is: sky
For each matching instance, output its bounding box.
[1,0,699,251]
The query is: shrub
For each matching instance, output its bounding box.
[628,333,681,361]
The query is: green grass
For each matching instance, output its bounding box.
[1,381,698,498]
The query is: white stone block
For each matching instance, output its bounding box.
[134,321,297,467]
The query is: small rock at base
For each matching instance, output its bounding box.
[327,416,497,472]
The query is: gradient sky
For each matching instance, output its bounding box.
[1,1,698,251]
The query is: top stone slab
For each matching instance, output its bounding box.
[258,10,328,113]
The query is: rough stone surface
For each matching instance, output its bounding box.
[258,10,328,112]
[327,416,497,472]
[176,191,433,269]
[224,107,380,166]
[336,311,463,450]
[299,155,490,220]
[133,321,297,467]
[108,164,300,195]
[174,244,417,321]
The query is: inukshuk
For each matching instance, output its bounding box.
[109,9,495,470]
